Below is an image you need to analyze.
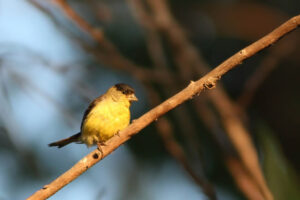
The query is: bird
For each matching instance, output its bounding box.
[48,83,138,149]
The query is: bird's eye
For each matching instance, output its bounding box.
[122,89,132,95]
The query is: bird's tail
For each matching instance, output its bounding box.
[48,132,81,148]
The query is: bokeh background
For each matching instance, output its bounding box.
[0,0,299,199]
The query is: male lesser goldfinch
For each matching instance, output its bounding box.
[49,83,138,148]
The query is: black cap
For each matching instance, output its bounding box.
[115,83,135,95]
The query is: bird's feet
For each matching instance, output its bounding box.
[115,130,121,137]
[97,142,107,159]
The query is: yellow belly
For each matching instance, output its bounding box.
[80,100,130,146]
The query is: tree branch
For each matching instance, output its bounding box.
[127,2,216,197]
[145,1,297,199]
[27,15,300,200]
[50,0,175,85]
[237,34,298,108]
[226,157,265,200]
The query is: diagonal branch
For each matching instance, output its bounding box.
[226,157,265,200]
[128,2,215,197]
[128,0,208,178]
[237,35,298,108]
[27,15,300,200]
[145,1,297,199]
[52,0,104,43]
[144,84,216,199]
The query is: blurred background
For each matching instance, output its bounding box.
[0,0,299,199]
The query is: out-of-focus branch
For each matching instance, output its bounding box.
[0,67,28,151]
[27,15,300,199]
[30,0,170,88]
[156,118,216,199]
[226,157,264,200]
[208,88,270,197]
[128,0,211,191]
[29,0,174,85]
[28,0,82,43]
[130,1,216,191]
[83,44,175,84]
[38,1,204,181]
[146,0,209,79]
[238,36,298,108]
[128,0,205,162]
[38,1,213,192]
[145,84,216,199]
[147,0,273,198]
[52,0,104,43]
[9,70,77,127]
[86,0,112,23]
[128,0,169,70]
[146,1,298,199]
[193,96,267,200]
[51,0,174,85]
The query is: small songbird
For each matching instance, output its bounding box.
[49,83,138,148]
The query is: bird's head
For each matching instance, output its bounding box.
[107,83,138,104]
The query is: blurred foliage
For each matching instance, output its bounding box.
[259,124,300,200]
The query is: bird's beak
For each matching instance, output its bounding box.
[129,94,138,102]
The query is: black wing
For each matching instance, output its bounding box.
[80,95,104,130]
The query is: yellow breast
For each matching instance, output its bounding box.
[80,98,130,146]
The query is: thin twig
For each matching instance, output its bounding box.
[146,1,292,199]
[32,1,214,198]
[145,84,216,199]
[128,0,207,174]
[128,0,169,69]
[27,15,300,200]
[193,96,266,200]
[208,88,270,198]
[9,70,77,127]
[156,118,216,199]
[51,0,174,84]
[52,0,104,43]
[226,157,264,200]
[128,2,216,196]
[238,36,298,108]
[29,0,174,85]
